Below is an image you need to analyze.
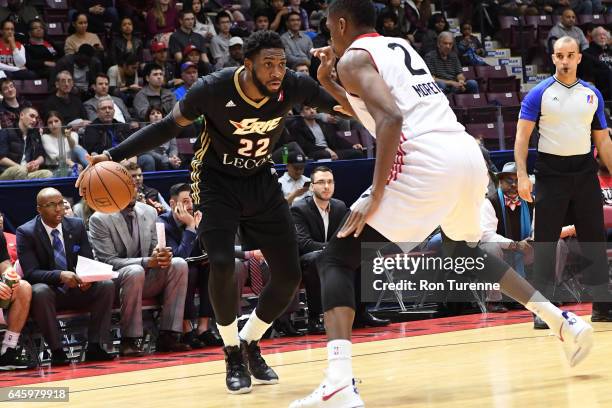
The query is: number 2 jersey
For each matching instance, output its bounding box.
[343,33,465,141]
[178,67,339,183]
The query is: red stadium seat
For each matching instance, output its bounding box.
[453,93,488,108]
[487,76,520,92]
[20,79,48,95]
[466,107,498,124]
[525,15,553,28]
[498,16,522,29]
[461,66,476,81]
[501,105,521,122]
[45,0,68,9]
[475,65,507,79]
[486,92,520,106]
[466,122,512,151]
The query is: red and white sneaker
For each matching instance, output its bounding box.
[289,377,364,408]
[558,311,594,367]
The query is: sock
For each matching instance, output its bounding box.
[1,331,19,354]
[239,310,272,343]
[525,291,563,334]
[327,339,353,384]
[217,319,240,347]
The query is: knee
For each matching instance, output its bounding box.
[98,280,116,297]
[137,154,155,171]
[169,258,188,279]
[16,280,32,302]
[466,80,479,93]
[210,256,237,276]
[121,265,145,286]
[31,283,54,303]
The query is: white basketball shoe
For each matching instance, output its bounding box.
[558,311,594,367]
[289,377,364,408]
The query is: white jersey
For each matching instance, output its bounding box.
[344,33,465,142]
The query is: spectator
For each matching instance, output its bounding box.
[17,187,115,365]
[281,11,314,68]
[480,162,534,313]
[75,0,120,34]
[115,0,151,34]
[72,198,96,230]
[43,71,90,128]
[146,0,179,43]
[377,10,405,38]
[64,13,104,56]
[107,53,142,106]
[84,73,135,125]
[150,41,176,87]
[169,11,209,63]
[268,0,291,34]
[81,96,134,155]
[425,32,479,94]
[584,26,611,70]
[180,44,214,77]
[24,19,59,81]
[223,37,244,67]
[62,197,74,217]
[0,77,32,129]
[124,160,171,214]
[0,228,34,370]
[569,0,605,15]
[0,19,35,79]
[54,44,103,99]
[456,23,487,66]
[289,104,364,160]
[293,62,309,75]
[278,151,311,205]
[548,8,589,51]
[138,105,181,171]
[253,12,271,32]
[41,111,89,171]
[133,63,177,121]
[88,190,190,356]
[0,211,17,263]
[190,0,217,41]
[419,13,449,56]
[174,62,199,101]
[108,17,144,67]
[287,0,310,31]
[0,0,41,41]
[405,0,429,43]
[0,107,53,180]
[158,183,224,348]
[311,16,330,48]
[379,0,409,35]
[209,12,233,69]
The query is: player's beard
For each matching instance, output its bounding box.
[252,65,279,98]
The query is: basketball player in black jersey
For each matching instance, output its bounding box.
[77,31,348,395]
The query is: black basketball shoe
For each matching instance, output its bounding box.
[241,339,279,384]
[223,344,252,394]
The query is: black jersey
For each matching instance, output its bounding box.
[179,67,339,179]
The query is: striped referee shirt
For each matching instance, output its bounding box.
[423,49,462,81]
[519,76,608,156]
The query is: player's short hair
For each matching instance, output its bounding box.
[328,0,376,29]
[243,30,285,60]
[169,183,191,199]
[311,166,333,182]
[216,11,231,24]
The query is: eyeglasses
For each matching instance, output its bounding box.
[312,180,334,186]
[39,201,64,209]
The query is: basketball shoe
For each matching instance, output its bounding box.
[223,343,252,394]
[289,376,364,408]
[558,311,594,367]
[241,339,279,384]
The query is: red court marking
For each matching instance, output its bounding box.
[0,304,591,387]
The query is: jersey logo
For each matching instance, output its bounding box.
[225,100,236,107]
[587,95,594,104]
[230,117,282,135]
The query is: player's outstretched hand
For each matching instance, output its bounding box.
[517,174,533,202]
[74,153,110,192]
[337,195,381,238]
[311,46,336,84]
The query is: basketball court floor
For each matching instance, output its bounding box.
[2,304,611,407]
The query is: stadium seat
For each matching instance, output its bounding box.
[475,65,507,79]
[466,122,512,150]
[510,25,537,50]
[498,16,522,29]
[607,14,612,25]
[503,121,518,139]
[552,14,563,25]
[501,105,521,122]
[20,79,48,95]
[461,66,476,81]
[487,76,520,92]
[451,107,466,123]
[525,15,553,28]
[466,107,498,124]
[453,93,488,108]
[176,138,195,156]
[46,22,67,41]
[486,92,520,106]
[45,0,68,9]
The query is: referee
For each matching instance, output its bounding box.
[515,36,612,328]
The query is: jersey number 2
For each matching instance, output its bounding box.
[238,138,270,157]
[388,43,427,76]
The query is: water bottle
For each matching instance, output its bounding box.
[0,268,20,309]
[281,146,289,164]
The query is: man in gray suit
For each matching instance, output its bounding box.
[89,194,190,356]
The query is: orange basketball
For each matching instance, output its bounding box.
[80,161,134,213]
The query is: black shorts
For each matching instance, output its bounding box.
[196,166,297,249]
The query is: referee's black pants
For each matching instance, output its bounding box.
[533,152,609,301]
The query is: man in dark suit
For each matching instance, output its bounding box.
[16,188,115,365]
[158,183,223,348]
[291,166,389,333]
[288,104,364,161]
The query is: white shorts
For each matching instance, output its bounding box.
[354,132,488,246]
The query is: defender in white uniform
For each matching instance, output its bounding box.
[290,1,595,407]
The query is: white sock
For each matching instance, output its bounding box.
[1,330,19,354]
[525,292,563,334]
[327,339,353,384]
[217,319,240,347]
[239,310,272,343]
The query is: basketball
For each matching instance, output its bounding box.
[80,161,134,213]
